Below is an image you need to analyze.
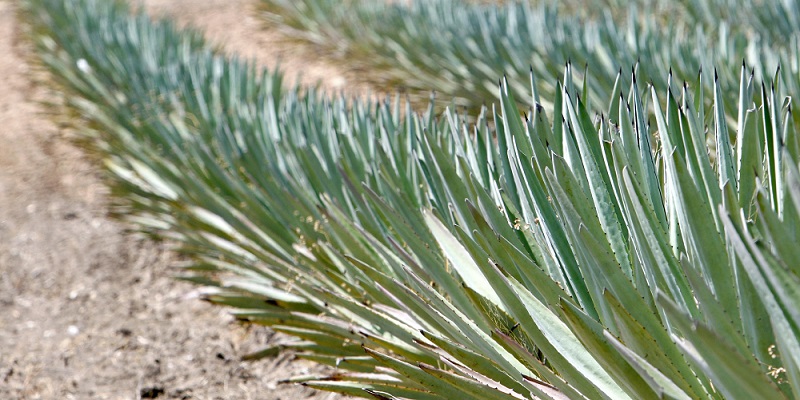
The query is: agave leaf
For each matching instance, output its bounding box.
[295,354,377,373]
[426,209,624,399]
[418,360,526,400]
[601,290,700,398]
[603,331,694,400]
[676,252,752,358]
[423,210,504,309]
[564,92,630,273]
[520,375,574,400]
[542,166,615,328]
[417,330,530,396]
[762,82,784,212]
[463,201,570,310]
[492,329,589,400]
[301,379,444,400]
[668,151,738,322]
[659,294,788,400]
[519,156,596,315]
[714,71,737,192]
[737,107,763,216]
[679,85,721,223]
[616,166,697,317]
[506,278,630,400]
[559,298,668,400]
[364,348,489,400]
[754,191,800,273]
[723,209,800,389]
[498,76,527,211]
[399,264,531,378]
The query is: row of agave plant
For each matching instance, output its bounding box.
[23,0,800,398]
[260,0,800,113]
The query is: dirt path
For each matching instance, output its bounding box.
[143,0,370,96]
[0,0,359,398]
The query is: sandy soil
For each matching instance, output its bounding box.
[0,0,364,398]
[142,0,371,95]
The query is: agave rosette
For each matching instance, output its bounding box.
[23,0,800,398]
[260,0,800,114]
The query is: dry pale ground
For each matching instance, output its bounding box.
[0,0,370,398]
[141,0,372,94]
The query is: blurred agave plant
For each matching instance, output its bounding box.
[260,0,800,114]
[23,0,800,399]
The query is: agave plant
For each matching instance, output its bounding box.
[24,0,800,398]
[581,0,800,47]
[260,0,800,114]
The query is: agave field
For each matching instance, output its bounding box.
[21,0,800,398]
